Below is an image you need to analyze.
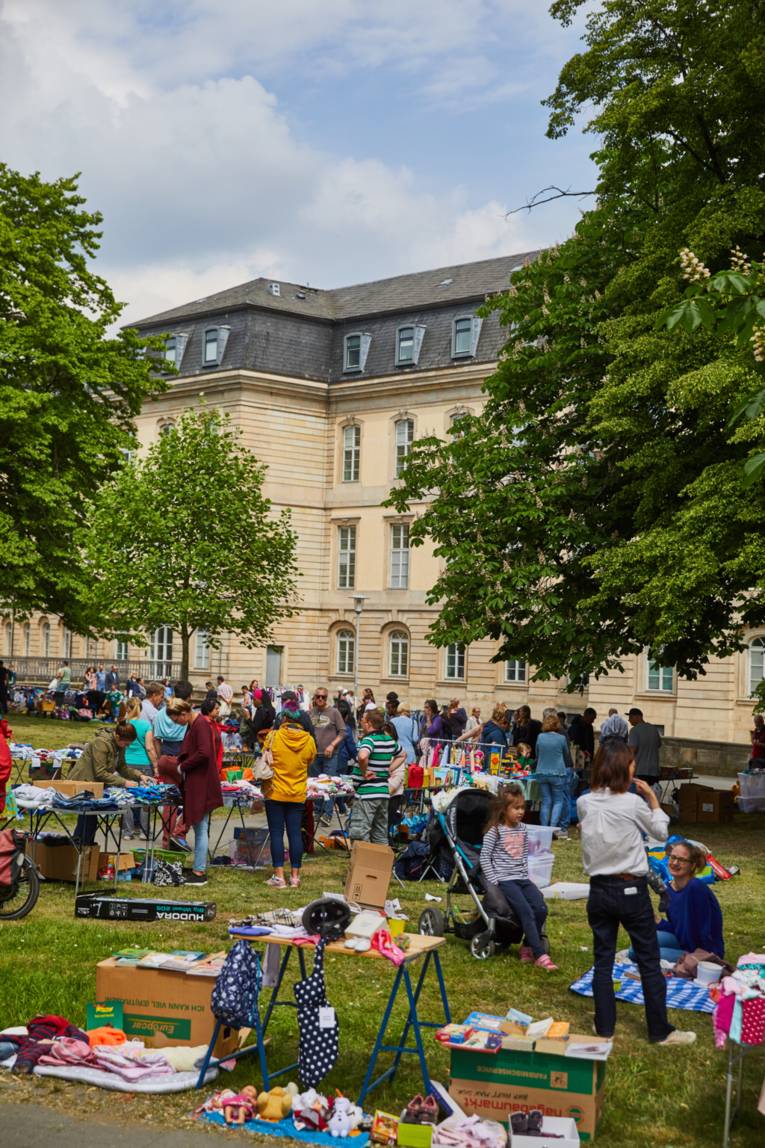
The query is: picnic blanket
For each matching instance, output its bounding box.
[200,1111,370,1146]
[569,960,715,1014]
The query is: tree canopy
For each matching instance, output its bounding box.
[389,0,765,686]
[85,408,298,680]
[0,166,161,628]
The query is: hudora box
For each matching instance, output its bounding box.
[449,1040,606,1142]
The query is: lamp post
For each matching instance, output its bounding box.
[352,594,366,714]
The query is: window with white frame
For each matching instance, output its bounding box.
[203,328,219,365]
[62,627,72,659]
[505,658,526,684]
[159,420,175,436]
[4,623,12,656]
[397,327,415,364]
[394,418,414,477]
[22,623,30,657]
[115,637,128,661]
[151,625,173,674]
[194,629,210,670]
[336,628,355,675]
[164,336,177,365]
[389,630,409,678]
[342,425,360,482]
[750,637,765,695]
[337,525,357,589]
[453,317,472,356]
[390,522,410,589]
[41,622,51,658]
[647,660,674,692]
[344,333,361,371]
[445,642,466,680]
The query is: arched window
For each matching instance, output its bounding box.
[22,623,31,657]
[158,420,176,436]
[342,425,360,482]
[750,637,765,696]
[336,628,355,675]
[394,419,414,477]
[389,631,409,678]
[41,621,51,658]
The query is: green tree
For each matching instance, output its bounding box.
[389,0,765,688]
[0,165,161,628]
[85,408,298,680]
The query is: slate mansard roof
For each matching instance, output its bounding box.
[131,251,540,384]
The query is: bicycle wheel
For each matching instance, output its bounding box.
[0,858,40,921]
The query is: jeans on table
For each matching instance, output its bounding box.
[265,800,305,870]
[538,774,568,827]
[587,875,673,1042]
[310,752,343,817]
[191,816,208,873]
[629,929,685,964]
[498,878,548,958]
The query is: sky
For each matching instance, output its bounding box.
[0,0,598,324]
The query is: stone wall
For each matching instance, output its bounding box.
[661,736,751,777]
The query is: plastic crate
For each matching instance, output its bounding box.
[528,851,554,889]
[526,825,555,856]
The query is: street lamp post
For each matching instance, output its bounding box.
[352,594,366,713]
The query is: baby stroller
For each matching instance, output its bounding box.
[418,788,544,960]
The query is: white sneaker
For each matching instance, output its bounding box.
[615,948,631,963]
[657,1030,697,1047]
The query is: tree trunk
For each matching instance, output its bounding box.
[180,623,190,682]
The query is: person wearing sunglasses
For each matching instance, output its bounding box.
[309,688,346,822]
[651,840,725,962]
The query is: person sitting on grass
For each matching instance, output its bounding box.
[479,784,558,971]
[639,839,724,963]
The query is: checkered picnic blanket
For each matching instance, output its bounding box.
[569,960,715,1014]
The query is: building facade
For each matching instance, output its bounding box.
[4,254,763,746]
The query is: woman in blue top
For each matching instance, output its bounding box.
[121,696,158,838]
[654,839,724,960]
[534,713,573,827]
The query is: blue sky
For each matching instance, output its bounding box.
[0,0,598,323]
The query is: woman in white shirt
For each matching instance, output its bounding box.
[578,739,696,1047]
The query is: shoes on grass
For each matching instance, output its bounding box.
[185,871,208,887]
[657,1030,697,1047]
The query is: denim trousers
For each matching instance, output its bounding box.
[629,929,685,964]
[498,878,548,958]
[557,768,577,830]
[265,799,304,869]
[587,876,673,1041]
[538,775,568,827]
[191,816,208,873]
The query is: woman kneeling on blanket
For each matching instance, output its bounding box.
[480,784,557,971]
[578,738,696,1046]
[651,839,725,962]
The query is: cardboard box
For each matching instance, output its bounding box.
[26,838,101,883]
[33,779,105,797]
[95,957,237,1054]
[510,1114,580,1147]
[99,851,136,872]
[450,1042,606,1142]
[344,841,394,910]
[679,783,734,824]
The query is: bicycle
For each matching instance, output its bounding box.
[0,830,41,920]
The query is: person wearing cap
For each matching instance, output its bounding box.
[627,708,662,786]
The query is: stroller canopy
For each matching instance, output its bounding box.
[443,788,492,847]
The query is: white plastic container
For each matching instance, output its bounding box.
[526,825,555,856]
[528,851,554,889]
[737,771,765,812]
[696,961,722,987]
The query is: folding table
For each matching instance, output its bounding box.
[196,932,451,1103]
[21,803,126,895]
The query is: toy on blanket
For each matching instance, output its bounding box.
[198,1087,260,1125]
[258,1083,298,1121]
[328,1096,363,1138]
[291,1088,364,1138]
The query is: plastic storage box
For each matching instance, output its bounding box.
[526,825,555,856]
[528,851,554,888]
[737,771,765,812]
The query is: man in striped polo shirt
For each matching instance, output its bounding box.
[349,709,401,844]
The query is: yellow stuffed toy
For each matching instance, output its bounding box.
[257,1086,294,1122]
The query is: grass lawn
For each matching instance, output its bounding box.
[1,715,764,1146]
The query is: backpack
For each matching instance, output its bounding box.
[211,940,262,1029]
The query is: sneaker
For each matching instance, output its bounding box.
[185,871,208,886]
[656,1030,697,1047]
[614,948,631,963]
[534,954,559,972]
[265,874,287,888]
[169,835,191,852]
[519,945,534,964]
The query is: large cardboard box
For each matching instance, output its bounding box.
[26,838,101,883]
[99,851,136,873]
[344,841,394,910]
[679,783,734,824]
[95,958,237,1054]
[449,1042,606,1142]
[33,779,105,797]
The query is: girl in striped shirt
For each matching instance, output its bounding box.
[480,784,558,971]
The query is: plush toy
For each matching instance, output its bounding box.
[257,1086,294,1122]
[328,1096,363,1138]
[292,1087,330,1132]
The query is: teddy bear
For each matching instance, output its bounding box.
[257,1085,295,1122]
[328,1095,363,1138]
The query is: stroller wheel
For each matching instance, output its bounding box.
[470,930,496,960]
[419,907,446,937]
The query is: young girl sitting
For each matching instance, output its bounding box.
[480,783,557,971]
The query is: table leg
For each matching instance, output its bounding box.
[722,1041,736,1148]
[261,945,294,1032]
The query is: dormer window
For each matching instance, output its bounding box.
[452,315,482,358]
[162,332,188,369]
[164,336,177,365]
[269,282,281,296]
[343,332,371,373]
[203,326,230,367]
[396,324,426,367]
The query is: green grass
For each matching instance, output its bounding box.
[2,717,764,1145]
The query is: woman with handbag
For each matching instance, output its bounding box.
[166,698,222,887]
[260,700,317,889]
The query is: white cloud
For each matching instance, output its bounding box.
[0,0,587,322]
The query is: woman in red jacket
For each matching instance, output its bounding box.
[166,699,222,886]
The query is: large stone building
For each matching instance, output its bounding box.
[4,253,762,752]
